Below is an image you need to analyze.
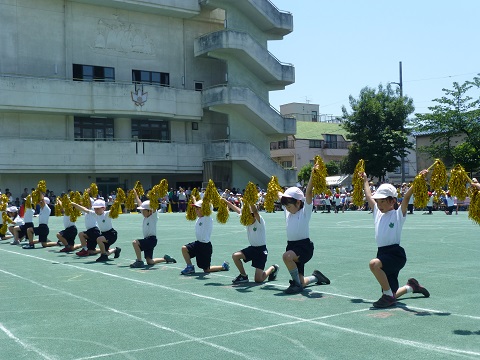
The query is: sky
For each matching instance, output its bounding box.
[268,0,480,117]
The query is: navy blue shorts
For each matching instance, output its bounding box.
[19,222,34,238]
[286,238,314,275]
[84,227,101,250]
[59,225,78,246]
[101,229,117,250]
[185,241,212,271]
[376,244,407,294]
[240,245,268,270]
[137,236,157,260]
[34,224,49,243]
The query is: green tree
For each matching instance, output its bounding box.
[413,77,480,172]
[325,160,340,176]
[297,163,312,185]
[342,84,415,180]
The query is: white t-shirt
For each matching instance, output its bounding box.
[87,210,113,232]
[284,201,313,241]
[142,211,159,238]
[195,215,213,243]
[246,216,266,247]
[38,205,51,225]
[373,204,406,247]
[63,215,76,228]
[24,208,34,223]
[84,211,97,229]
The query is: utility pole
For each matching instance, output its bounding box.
[390,61,405,183]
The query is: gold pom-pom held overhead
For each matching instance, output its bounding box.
[216,200,229,224]
[134,181,144,197]
[186,188,199,221]
[428,159,447,194]
[37,180,47,194]
[448,164,470,201]
[264,176,282,213]
[468,187,480,225]
[89,183,98,198]
[412,173,429,209]
[312,155,328,195]
[240,182,258,226]
[352,159,365,207]
[125,190,137,211]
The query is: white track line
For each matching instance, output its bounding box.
[1,249,479,358]
[0,323,56,360]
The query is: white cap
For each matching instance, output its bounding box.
[92,199,106,208]
[137,200,151,210]
[190,200,203,207]
[281,187,305,201]
[7,206,18,212]
[43,197,50,204]
[372,184,397,199]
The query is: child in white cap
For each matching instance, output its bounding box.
[129,189,176,268]
[180,198,229,275]
[361,171,430,308]
[278,164,330,294]
[23,196,57,249]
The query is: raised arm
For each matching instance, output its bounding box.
[71,202,89,213]
[401,169,428,216]
[133,189,142,207]
[305,164,317,205]
[250,203,261,223]
[361,172,376,210]
[222,197,241,214]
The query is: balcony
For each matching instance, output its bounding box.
[1,137,203,174]
[0,75,202,120]
[199,0,293,38]
[202,85,296,135]
[204,140,296,186]
[72,0,200,18]
[195,30,294,87]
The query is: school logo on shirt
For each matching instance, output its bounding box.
[147,222,149,226]
[199,222,202,226]
[253,227,257,231]
[389,222,394,228]
[102,219,105,223]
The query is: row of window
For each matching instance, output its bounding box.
[72,64,204,90]
[74,117,170,142]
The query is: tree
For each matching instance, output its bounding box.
[413,76,480,172]
[341,84,415,180]
[325,160,340,176]
[297,163,312,185]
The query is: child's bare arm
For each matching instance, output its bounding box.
[361,172,376,210]
[71,202,89,213]
[222,198,240,214]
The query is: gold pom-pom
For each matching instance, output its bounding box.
[0,194,8,211]
[158,179,168,199]
[125,190,136,211]
[81,191,92,209]
[89,183,98,198]
[448,164,469,201]
[147,184,160,213]
[239,182,258,226]
[37,180,47,193]
[429,159,447,194]
[116,188,126,203]
[352,159,365,207]
[468,187,480,225]
[216,200,229,224]
[32,189,41,205]
[25,195,33,209]
[264,176,282,212]
[109,201,121,219]
[412,173,429,208]
[2,211,14,226]
[202,180,220,216]
[134,181,144,197]
[54,202,63,216]
[69,192,82,222]
[186,188,199,221]
[312,155,328,195]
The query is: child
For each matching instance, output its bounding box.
[129,190,176,268]
[75,198,101,257]
[222,198,279,284]
[23,196,57,249]
[71,199,121,262]
[55,199,80,253]
[362,171,430,308]
[11,199,34,245]
[7,206,24,243]
[180,199,229,275]
[278,164,331,294]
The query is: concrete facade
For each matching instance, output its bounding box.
[0,0,296,197]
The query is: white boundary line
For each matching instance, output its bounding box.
[0,323,56,360]
[1,249,480,358]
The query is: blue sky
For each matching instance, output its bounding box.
[268,0,479,116]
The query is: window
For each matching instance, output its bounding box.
[73,64,115,82]
[74,117,114,140]
[281,161,293,168]
[132,119,170,142]
[311,111,318,122]
[194,82,203,91]
[132,70,169,86]
[325,134,337,149]
[309,140,322,148]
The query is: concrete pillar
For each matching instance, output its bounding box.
[114,118,131,141]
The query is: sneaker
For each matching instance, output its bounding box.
[181,265,195,275]
[114,247,121,258]
[96,254,110,262]
[164,254,177,263]
[407,278,430,298]
[284,280,303,294]
[22,243,35,249]
[372,294,397,308]
[232,274,249,284]
[59,246,72,253]
[268,264,279,281]
[130,260,145,268]
[10,240,19,245]
[312,270,331,285]
[76,249,89,257]
[222,261,230,271]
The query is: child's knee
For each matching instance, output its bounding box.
[369,258,381,271]
[283,251,296,262]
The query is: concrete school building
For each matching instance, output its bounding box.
[0,0,296,196]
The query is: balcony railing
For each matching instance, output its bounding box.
[270,140,295,150]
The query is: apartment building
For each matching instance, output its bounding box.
[0,0,296,196]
